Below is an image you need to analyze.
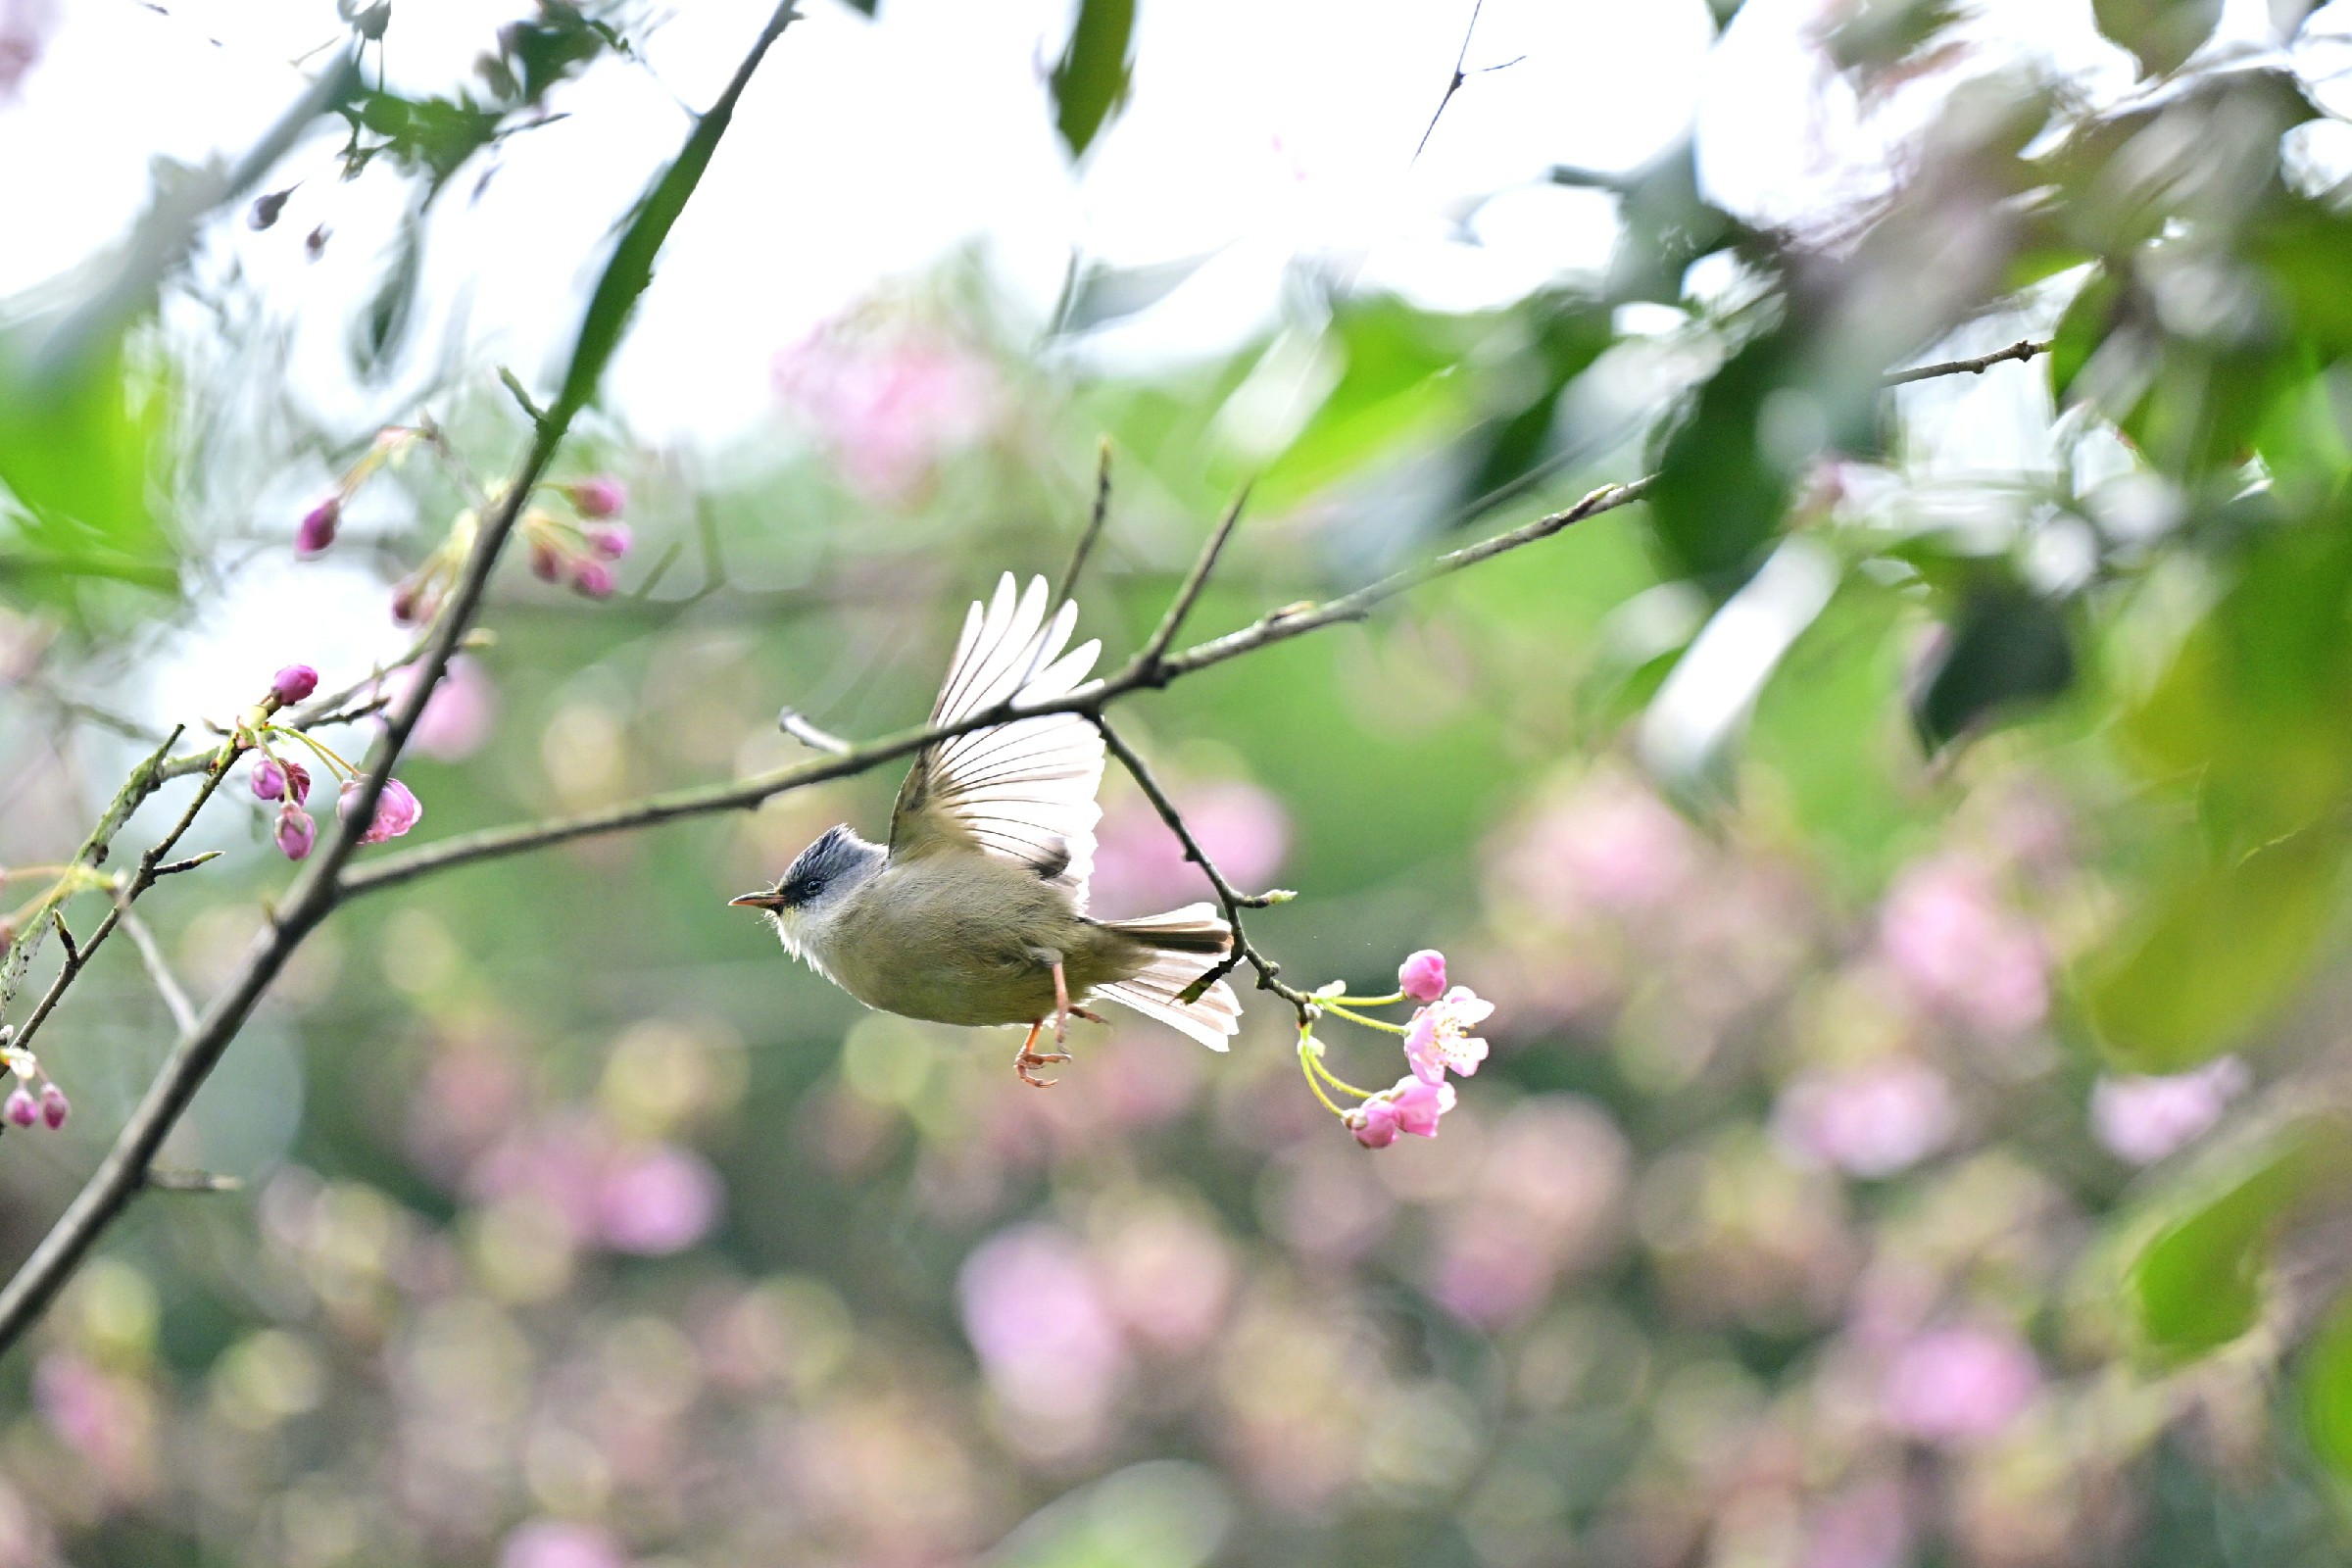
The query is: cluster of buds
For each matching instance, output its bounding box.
[243,664,422,860]
[522,476,632,600]
[1296,949,1494,1150]
[1,1032,67,1132]
[294,425,423,558]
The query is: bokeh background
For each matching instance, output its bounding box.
[9,0,2352,1564]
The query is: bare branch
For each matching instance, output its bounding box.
[1095,717,1307,1017]
[1414,0,1488,162]
[140,1169,243,1193]
[776,709,852,756]
[1054,439,1115,605]
[1883,337,2048,386]
[1128,486,1250,680]
[119,912,197,1036]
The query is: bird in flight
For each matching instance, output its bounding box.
[730,573,1243,1085]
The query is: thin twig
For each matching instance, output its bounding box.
[119,912,197,1036]
[1882,338,2048,386]
[1414,0,1487,162]
[140,1169,243,1193]
[1132,486,1250,680]
[777,709,852,755]
[1055,439,1115,604]
[1095,716,1306,1017]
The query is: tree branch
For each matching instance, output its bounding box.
[0,0,806,1359]
[1054,439,1115,604]
[1094,717,1306,1016]
[1881,337,2048,386]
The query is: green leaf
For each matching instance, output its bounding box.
[1054,250,1222,336]
[1823,0,1966,78]
[2047,268,2119,406]
[1644,327,1798,588]
[0,334,179,609]
[1912,580,2075,748]
[2131,1116,2343,1357]
[1250,296,1480,512]
[2080,828,2346,1073]
[2093,0,2225,77]
[2303,1290,2352,1489]
[1049,0,1135,162]
[553,6,798,422]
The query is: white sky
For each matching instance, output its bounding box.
[5,0,2274,451]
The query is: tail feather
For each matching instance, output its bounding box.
[1094,903,1241,1051]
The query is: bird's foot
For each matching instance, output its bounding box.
[1071,1006,1109,1025]
[1052,960,1074,1045]
[1014,1022,1069,1089]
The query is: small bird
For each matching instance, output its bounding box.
[730,573,1242,1086]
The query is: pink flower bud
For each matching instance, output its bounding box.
[38,1084,67,1129]
[582,521,632,560]
[5,1089,36,1128]
[339,778,422,844]
[271,664,319,704]
[296,496,340,556]
[1398,949,1447,1003]
[570,560,615,600]
[283,760,312,805]
[275,805,316,861]
[528,539,564,582]
[1348,1100,1400,1149]
[566,476,627,517]
[251,759,287,801]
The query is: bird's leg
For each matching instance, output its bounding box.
[1071,1006,1109,1025]
[1014,1021,1069,1089]
[1053,960,1074,1045]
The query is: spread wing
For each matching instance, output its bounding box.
[889,572,1104,906]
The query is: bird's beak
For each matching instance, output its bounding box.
[728,891,787,910]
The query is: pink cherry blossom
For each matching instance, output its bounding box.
[282,760,312,805]
[570,559,616,599]
[1398,949,1447,1003]
[1348,1074,1456,1148]
[274,805,316,860]
[295,496,339,555]
[500,1520,626,1568]
[957,1224,1129,1438]
[4,1089,35,1127]
[339,778,421,844]
[2090,1057,2249,1165]
[564,475,627,518]
[582,521,632,560]
[1883,1323,2041,1446]
[250,759,287,801]
[37,1083,66,1129]
[596,1142,723,1254]
[1774,1059,1956,1179]
[1879,857,2047,1035]
[774,319,1001,504]
[1403,986,1494,1083]
[270,664,318,704]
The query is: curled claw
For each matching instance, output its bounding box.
[1014,1021,1069,1089]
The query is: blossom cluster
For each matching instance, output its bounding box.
[243,664,422,860]
[1293,949,1494,1150]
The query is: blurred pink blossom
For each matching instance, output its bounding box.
[339,777,422,844]
[1403,987,1494,1083]
[1774,1059,1956,1178]
[500,1520,627,1568]
[1095,1207,1233,1353]
[1807,1478,1911,1568]
[0,0,55,99]
[1879,857,2047,1034]
[957,1224,1129,1437]
[33,1352,155,1494]
[399,656,498,762]
[1090,780,1289,917]
[774,319,1000,504]
[2091,1057,2249,1165]
[1883,1324,2040,1446]
[1499,769,1698,918]
[597,1143,724,1254]
[1434,1098,1629,1328]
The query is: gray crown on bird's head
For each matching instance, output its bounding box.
[770,823,884,909]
